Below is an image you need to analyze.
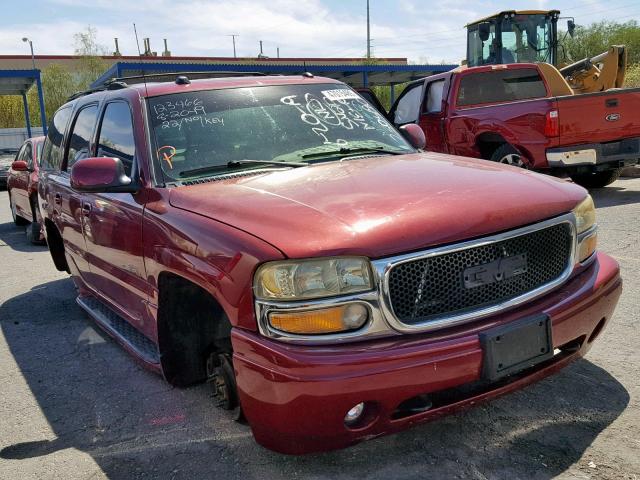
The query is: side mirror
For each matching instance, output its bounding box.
[478,23,491,42]
[70,157,136,193]
[567,20,576,38]
[11,160,29,172]
[399,124,427,150]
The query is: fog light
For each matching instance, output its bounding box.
[344,402,365,425]
[343,304,368,329]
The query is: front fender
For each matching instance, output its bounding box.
[143,200,285,332]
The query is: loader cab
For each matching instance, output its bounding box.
[466,10,560,67]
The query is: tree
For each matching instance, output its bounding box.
[560,20,640,65]
[73,25,108,89]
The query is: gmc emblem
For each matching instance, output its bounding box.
[463,254,528,289]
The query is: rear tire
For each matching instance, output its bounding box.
[9,192,29,226]
[26,196,46,245]
[571,169,622,189]
[490,144,529,168]
[26,221,45,245]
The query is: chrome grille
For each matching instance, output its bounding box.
[387,222,574,325]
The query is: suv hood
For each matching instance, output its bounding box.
[169,152,586,259]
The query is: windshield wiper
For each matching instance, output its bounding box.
[227,159,307,168]
[179,159,306,178]
[301,146,406,160]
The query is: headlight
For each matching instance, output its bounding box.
[573,195,596,234]
[573,195,597,263]
[254,257,373,300]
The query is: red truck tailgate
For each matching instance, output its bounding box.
[557,88,640,145]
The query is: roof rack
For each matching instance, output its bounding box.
[66,81,128,102]
[109,71,272,85]
[67,71,286,102]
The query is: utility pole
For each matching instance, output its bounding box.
[277,47,280,58]
[227,34,239,58]
[366,0,371,59]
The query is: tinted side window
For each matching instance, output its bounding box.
[97,102,135,177]
[456,69,547,107]
[41,107,72,171]
[393,84,423,124]
[66,105,99,171]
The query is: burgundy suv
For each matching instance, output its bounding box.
[38,74,621,454]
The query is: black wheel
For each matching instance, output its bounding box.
[571,169,622,189]
[9,192,29,226]
[490,144,529,168]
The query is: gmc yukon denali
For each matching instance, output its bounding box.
[389,63,640,188]
[38,73,622,454]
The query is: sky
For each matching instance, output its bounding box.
[0,0,639,64]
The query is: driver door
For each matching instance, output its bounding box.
[81,100,149,328]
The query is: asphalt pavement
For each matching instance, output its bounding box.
[0,180,639,480]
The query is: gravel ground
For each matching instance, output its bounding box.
[0,180,638,480]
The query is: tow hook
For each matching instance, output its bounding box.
[206,352,244,422]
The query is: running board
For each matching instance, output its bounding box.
[77,295,160,365]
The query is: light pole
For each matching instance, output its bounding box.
[366,0,371,59]
[22,37,36,70]
[226,34,239,58]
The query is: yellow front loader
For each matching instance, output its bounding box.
[465,10,627,94]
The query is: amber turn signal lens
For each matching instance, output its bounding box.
[269,304,368,335]
[578,231,598,263]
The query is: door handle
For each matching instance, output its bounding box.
[54,193,62,205]
[606,98,618,108]
[82,203,92,215]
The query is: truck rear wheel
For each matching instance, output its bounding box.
[571,169,622,189]
[490,144,528,168]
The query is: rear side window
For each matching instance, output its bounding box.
[96,102,135,177]
[393,84,423,124]
[66,105,99,171]
[41,106,72,171]
[456,69,547,107]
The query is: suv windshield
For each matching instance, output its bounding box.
[148,84,413,181]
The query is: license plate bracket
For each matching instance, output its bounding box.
[480,314,553,382]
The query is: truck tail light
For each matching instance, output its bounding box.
[545,110,559,137]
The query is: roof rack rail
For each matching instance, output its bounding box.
[72,71,282,101]
[108,71,272,85]
[66,81,128,102]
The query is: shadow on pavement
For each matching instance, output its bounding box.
[0,219,45,254]
[591,178,640,208]
[0,278,630,479]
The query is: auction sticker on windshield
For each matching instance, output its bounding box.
[321,89,361,102]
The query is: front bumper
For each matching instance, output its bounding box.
[232,252,622,454]
[546,137,640,172]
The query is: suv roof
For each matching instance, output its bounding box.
[73,74,344,102]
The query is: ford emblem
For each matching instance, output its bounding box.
[606,113,621,122]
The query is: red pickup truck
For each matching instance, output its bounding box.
[389,63,640,188]
[38,73,621,454]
